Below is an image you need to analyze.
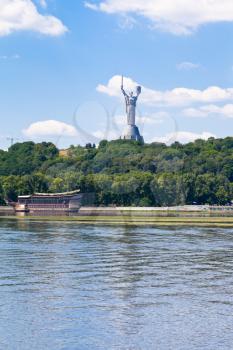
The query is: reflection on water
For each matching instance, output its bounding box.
[0,219,233,349]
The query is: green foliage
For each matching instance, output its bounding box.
[0,137,233,206]
[0,142,58,176]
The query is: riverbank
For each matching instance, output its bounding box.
[0,206,14,215]
[2,204,233,216]
[2,205,233,226]
[2,215,233,227]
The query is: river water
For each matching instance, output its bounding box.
[0,218,233,350]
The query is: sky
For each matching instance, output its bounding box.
[1,0,233,149]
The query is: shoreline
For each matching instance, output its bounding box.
[2,205,233,227]
[2,215,233,227]
[2,204,233,216]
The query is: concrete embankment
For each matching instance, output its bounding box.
[1,204,233,217]
[2,205,233,227]
[78,205,227,216]
[0,206,15,215]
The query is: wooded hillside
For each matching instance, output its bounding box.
[1,137,233,206]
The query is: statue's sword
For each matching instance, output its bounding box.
[121,75,128,113]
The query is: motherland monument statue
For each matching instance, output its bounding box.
[121,76,144,143]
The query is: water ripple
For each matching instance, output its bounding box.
[0,219,233,349]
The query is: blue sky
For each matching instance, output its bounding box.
[1,0,233,149]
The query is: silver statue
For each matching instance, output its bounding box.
[121,76,141,126]
[121,76,144,143]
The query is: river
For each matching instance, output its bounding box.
[0,218,233,349]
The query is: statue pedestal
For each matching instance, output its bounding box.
[122,125,144,143]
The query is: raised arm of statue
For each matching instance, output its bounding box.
[121,86,128,98]
[121,76,129,98]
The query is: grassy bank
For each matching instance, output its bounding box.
[2,215,233,227]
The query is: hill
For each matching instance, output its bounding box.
[0,137,233,206]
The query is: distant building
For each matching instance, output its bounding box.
[15,190,85,214]
[59,149,69,157]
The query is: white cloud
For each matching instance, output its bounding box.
[152,131,216,145]
[0,54,20,59]
[138,114,165,125]
[12,53,20,59]
[176,61,200,71]
[86,0,233,35]
[85,2,98,11]
[114,113,165,126]
[0,0,67,37]
[93,129,120,140]
[113,115,128,126]
[184,104,233,118]
[118,14,137,29]
[23,120,78,137]
[97,75,233,106]
[39,0,47,8]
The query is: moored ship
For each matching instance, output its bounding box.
[13,190,84,214]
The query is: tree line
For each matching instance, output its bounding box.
[0,137,233,206]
